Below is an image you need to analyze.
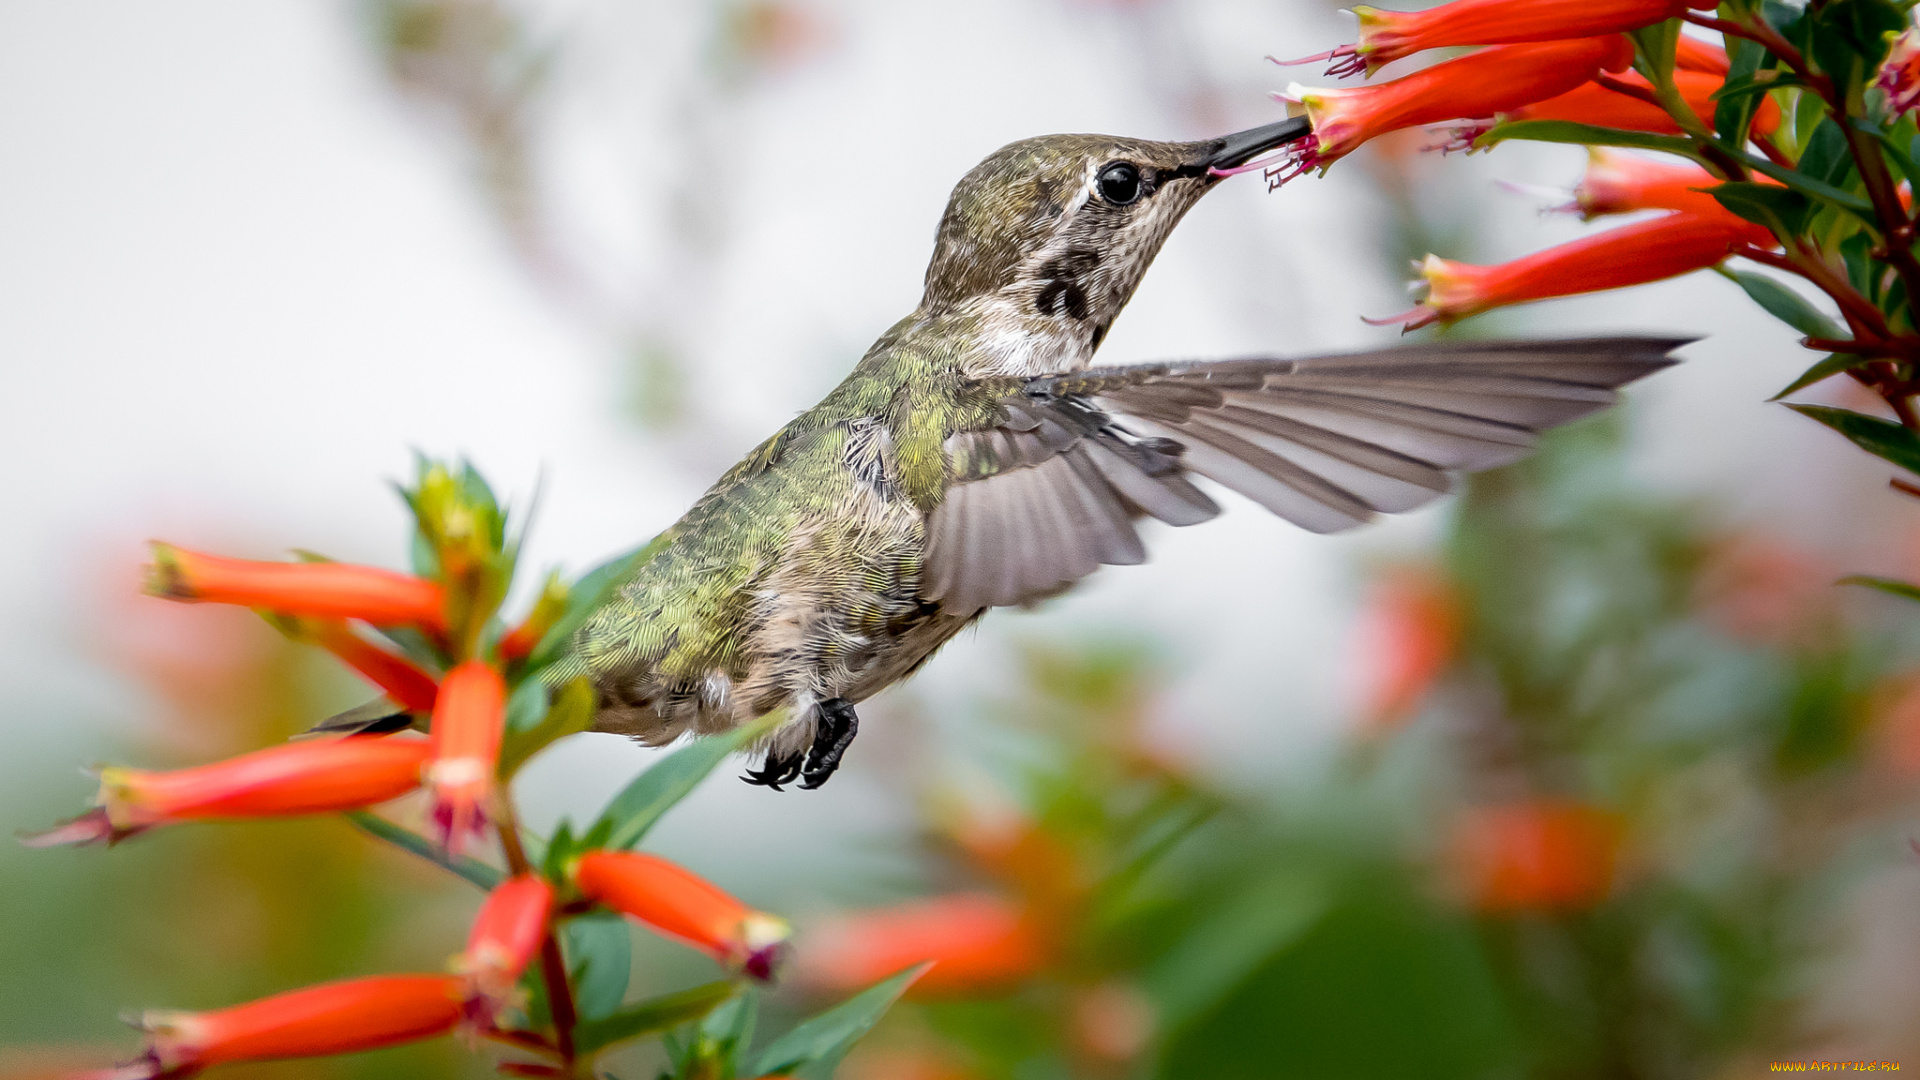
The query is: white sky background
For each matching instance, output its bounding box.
[0,0,1892,898]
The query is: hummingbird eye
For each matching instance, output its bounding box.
[1097,162,1143,205]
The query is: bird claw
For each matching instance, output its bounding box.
[741,746,803,790]
[798,698,859,790]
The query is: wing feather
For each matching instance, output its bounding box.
[921,336,1686,610]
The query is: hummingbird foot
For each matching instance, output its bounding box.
[741,744,804,790]
[798,698,859,790]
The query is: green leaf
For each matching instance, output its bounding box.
[1839,574,1920,603]
[499,676,596,779]
[564,912,633,1020]
[1772,353,1874,399]
[1711,181,1814,236]
[587,711,785,852]
[748,964,929,1080]
[505,677,551,734]
[1728,269,1846,338]
[1798,116,1855,188]
[1628,19,1682,85]
[1737,154,1877,219]
[524,536,666,672]
[1785,403,1920,475]
[343,810,501,889]
[1476,119,1701,158]
[574,981,737,1055]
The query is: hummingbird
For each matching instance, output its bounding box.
[546,117,1684,789]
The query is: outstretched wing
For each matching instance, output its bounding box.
[921,336,1687,612]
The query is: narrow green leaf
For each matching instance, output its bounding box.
[590,711,785,852]
[1477,119,1702,158]
[1715,36,1775,145]
[1729,270,1846,338]
[1711,181,1813,236]
[1772,354,1873,399]
[343,810,501,889]
[574,981,737,1055]
[1786,403,1920,475]
[1738,153,1877,219]
[505,677,551,734]
[1628,19,1681,85]
[499,676,596,779]
[1839,574,1920,603]
[748,964,930,1080]
[564,913,633,1020]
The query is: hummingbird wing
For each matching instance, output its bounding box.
[922,336,1686,612]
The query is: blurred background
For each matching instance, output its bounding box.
[5,1,1920,1076]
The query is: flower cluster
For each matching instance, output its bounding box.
[1260,0,1857,330]
[32,461,907,1080]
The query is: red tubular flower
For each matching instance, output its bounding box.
[305,620,439,714]
[425,660,507,853]
[147,544,446,632]
[1506,70,1780,136]
[1354,567,1460,731]
[1279,36,1633,181]
[22,737,431,847]
[1673,35,1729,75]
[1568,149,1725,218]
[1450,801,1624,912]
[796,893,1045,998]
[1876,29,1920,116]
[1375,211,1771,330]
[1286,0,1692,78]
[571,850,790,981]
[456,874,554,1020]
[88,975,464,1078]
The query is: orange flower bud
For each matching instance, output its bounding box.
[1375,211,1771,330]
[1285,0,1692,78]
[425,661,507,853]
[1450,800,1624,912]
[456,874,554,1017]
[796,893,1045,998]
[304,620,439,714]
[1568,149,1725,219]
[1506,69,1779,136]
[1673,35,1729,75]
[571,850,790,981]
[87,975,464,1078]
[1354,567,1460,731]
[1277,37,1634,181]
[147,544,445,631]
[22,736,431,847]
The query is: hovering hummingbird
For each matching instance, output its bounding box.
[546,117,1683,789]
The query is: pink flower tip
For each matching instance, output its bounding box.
[19,807,137,848]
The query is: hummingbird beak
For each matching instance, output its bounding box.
[1200,116,1314,173]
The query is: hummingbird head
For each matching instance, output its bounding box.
[921,118,1309,365]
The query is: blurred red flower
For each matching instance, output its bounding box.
[797,893,1046,998]
[1450,800,1624,913]
[1353,566,1461,731]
